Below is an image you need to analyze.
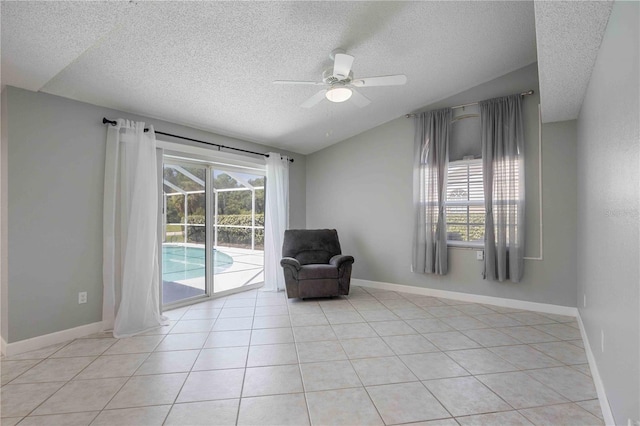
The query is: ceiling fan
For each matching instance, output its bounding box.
[273,49,407,109]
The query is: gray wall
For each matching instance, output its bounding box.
[1,89,8,341]
[576,1,639,424]
[307,63,579,307]
[2,86,306,343]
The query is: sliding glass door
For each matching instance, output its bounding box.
[162,161,208,305]
[212,169,265,293]
[160,155,265,308]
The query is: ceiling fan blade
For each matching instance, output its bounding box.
[301,90,327,108]
[351,74,407,87]
[350,89,371,108]
[333,53,354,80]
[273,80,323,85]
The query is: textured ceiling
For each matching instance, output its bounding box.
[535,1,613,123]
[2,1,538,154]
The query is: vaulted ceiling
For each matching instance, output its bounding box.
[1,1,612,154]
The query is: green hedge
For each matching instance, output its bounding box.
[185,214,264,226]
[217,214,264,227]
[187,215,205,225]
[447,213,484,242]
[183,214,264,249]
[217,214,264,249]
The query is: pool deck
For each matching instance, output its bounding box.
[163,246,264,303]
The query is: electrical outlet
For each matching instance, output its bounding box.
[601,329,604,353]
[583,294,586,308]
[476,250,484,261]
[78,292,87,304]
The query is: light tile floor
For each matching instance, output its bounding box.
[1,286,604,425]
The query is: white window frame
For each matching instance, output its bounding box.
[446,158,485,248]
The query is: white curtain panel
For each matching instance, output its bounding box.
[103,119,167,338]
[263,153,289,292]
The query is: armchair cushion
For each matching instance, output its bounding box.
[298,264,339,280]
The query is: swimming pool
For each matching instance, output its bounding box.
[162,245,234,282]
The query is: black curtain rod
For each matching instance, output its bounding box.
[102,118,294,163]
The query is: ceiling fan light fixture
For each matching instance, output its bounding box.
[325,86,352,103]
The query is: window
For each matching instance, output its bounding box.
[446,159,485,247]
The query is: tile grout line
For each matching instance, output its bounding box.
[17,338,123,420]
[363,289,515,424]
[87,338,161,422]
[158,306,201,426]
[233,299,257,426]
[359,287,456,425]
[3,288,598,425]
[341,295,387,424]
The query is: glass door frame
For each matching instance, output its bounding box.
[159,145,266,311]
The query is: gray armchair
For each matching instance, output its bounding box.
[280,229,354,299]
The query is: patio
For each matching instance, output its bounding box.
[162,245,264,305]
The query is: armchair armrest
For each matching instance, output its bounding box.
[280,257,301,271]
[330,254,355,269]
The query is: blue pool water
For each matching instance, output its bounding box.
[162,245,233,282]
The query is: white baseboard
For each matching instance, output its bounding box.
[352,279,578,317]
[576,313,615,426]
[2,322,103,357]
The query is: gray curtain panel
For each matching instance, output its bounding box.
[480,94,526,282]
[413,108,452,275]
